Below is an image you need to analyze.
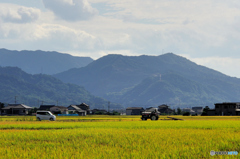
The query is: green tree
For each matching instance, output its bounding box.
[0,102,4,115]
[182,112,190,116]
[29,107,38,115]
[177,107,182,115]
[201,106,210,116]
[0,102,4,109]
[173,109,177,115]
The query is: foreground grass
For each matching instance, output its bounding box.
[0,116,239,158]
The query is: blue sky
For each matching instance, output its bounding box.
[0,0,240,77]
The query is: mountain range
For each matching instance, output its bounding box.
[54,53,240,108]
[0,66,120,109]
[0,49,93,75]
[1,48,240,109]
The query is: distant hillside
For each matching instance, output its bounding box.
[0,49,93,75]
[0,66,121,109]
[109,74,232,107]
[54,53,240,108]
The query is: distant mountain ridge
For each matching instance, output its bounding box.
[0,48,93,75]
[54,53,240,107]
[0,66,120,109]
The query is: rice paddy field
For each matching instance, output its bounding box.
[0,115,240,159]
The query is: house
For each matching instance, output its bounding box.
[192,107,203,115]
[207,109,216,116]
[68,105,87,116]
[158,104,173,114]
[182,108,195,115]
[68,105,80,113]
[76,103,90,114]
[91,109,107,115]
[126,107,144,115]
[207,103,240,116]
[76,109,87,116]
[50,106,68,114]
[38,105,55,111]
[1,104,33,115]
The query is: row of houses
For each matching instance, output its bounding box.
[2,102,239,116]
[126,105,204,115]
[126,104,179,115]
[178,103,240,116]
[1,103,91,116]
[126,102,240,116]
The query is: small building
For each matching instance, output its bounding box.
[38,105,55,111]
[192,107,203,115]
[126,107,144,115]
[215,103,240,115]
[210,102,240,116]
[182,108,195,115]
[158,104,173,114]
[206,109,215,116]
[50,106,68,114]
[68,105,87,116]
[1,104,33,115]
[68,105,80,114]
[76,103,90,114]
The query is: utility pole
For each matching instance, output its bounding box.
[15,96,17,104]
[57,100,58,106]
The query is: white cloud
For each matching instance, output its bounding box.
[34,24,97,50]
[82,0,240,58]
[181,54,240,78]
[0,4,41,23]
[42,0,98,21]
[0,22,98,51]
[1,0,240,78]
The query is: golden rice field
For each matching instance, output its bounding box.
[0,115,240,159]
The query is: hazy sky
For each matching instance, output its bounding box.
[0,0,240,77]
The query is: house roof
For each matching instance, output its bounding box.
[3,104,32,109]
[68,105,81,110]
[39,105,55,110]
[192,107,203,110]
[68,105,86,113]
[145,107,158,112]
[183,108,195,113]
[78,103,89,107]
[158,105,169,108]
[51,106,68,110]
[126,107,144,110]
[215,102,240,105]
[76,103,90,110]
